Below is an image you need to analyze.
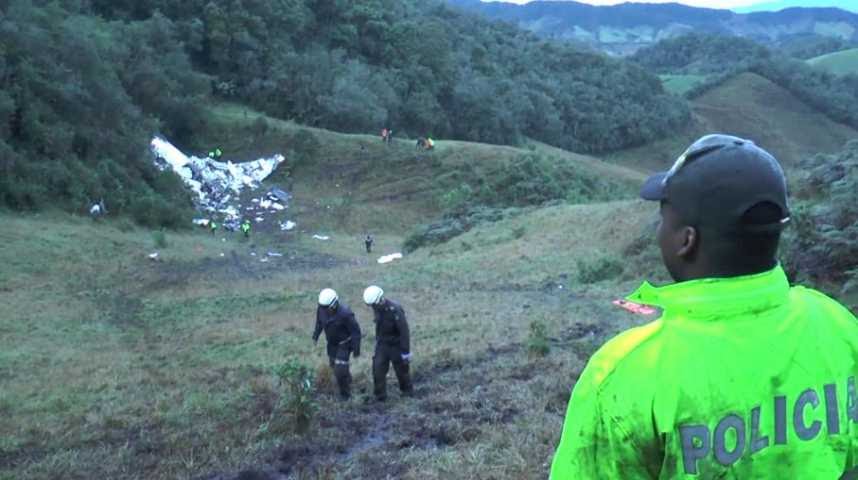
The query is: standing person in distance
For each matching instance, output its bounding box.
[312,288,361,400]
[364,285,413,401]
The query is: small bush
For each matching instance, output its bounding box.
[527,320,550,357]
[576,254,624,284]
[273,360,318,435]
[116,218,136,233]
[403,206,512,252]
[440,183,473,211]
[151,230,168,249]
[130,193,188,229]
[251,116,270,137]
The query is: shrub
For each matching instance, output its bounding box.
[151,230,168,249]
[130,193,189,229]
[440,183,473,211]
[576,254,624,284]
[527,320,550,357]
[403,206,512,252]
[273,360,318,435]
[781,140,858,299]
[251,116,269,137]
[116,218,136,233]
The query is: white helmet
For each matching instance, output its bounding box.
[363,285,384,305]
[318,288,338,307]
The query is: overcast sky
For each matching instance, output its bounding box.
[483,0,763,7]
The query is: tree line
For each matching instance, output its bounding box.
[632,33,858,130]
[0,0,689,221]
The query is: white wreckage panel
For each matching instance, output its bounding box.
[150,137,288,228]
[378,253,403,264]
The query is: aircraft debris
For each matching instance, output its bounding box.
[378,253,403,264]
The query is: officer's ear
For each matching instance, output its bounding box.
[677,225,698,259]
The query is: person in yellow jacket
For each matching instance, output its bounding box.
[551,134,858,479]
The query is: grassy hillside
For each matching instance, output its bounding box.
[0,107,657,479]
[807,48,858,75]
[608,72,858,171]
[194,103,639,237]
[4,93,856,479]
[0,200,662,480]
[659,74,708,96]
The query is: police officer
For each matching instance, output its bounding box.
[363,285,412,401]
[365,234,374,254]
[551,134,858,478]
[312,288,361,400]
[241,219,251,238]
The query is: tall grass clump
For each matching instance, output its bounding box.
[527,320,550,357]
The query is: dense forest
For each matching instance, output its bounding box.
[0,0,688,221]
[632,33,858,128]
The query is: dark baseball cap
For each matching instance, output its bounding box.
[640,134,790,233]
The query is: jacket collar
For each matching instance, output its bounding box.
[627,265,790,320]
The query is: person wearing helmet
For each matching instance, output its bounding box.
[551,134,858,478]
[313,288,362,400]
[363,285,412,401]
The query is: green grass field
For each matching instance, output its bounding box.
[659,74,708,96]
[4,88,857,478]
[0,109,663,479]
[807,48,858,76]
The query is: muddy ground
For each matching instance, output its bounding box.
[197,322,605,480]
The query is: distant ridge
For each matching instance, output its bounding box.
[450,0,858,55]
[736,1,858,13]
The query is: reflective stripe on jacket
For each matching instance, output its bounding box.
[551,265,858,479]
[313,304,361,357]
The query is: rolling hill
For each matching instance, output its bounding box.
[449,0,858,55]
[736,1,858,13]
[608,72,858,171]
[807,47,858,75]
[198,103,640,238]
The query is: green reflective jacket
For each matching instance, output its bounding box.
[551,266,858,479]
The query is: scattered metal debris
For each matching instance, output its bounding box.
[378,253,403,264]
[280,221,297,231]
[150,137,286,228]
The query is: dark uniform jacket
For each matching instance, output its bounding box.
[373,300,410,354]
[313,304,361,359]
